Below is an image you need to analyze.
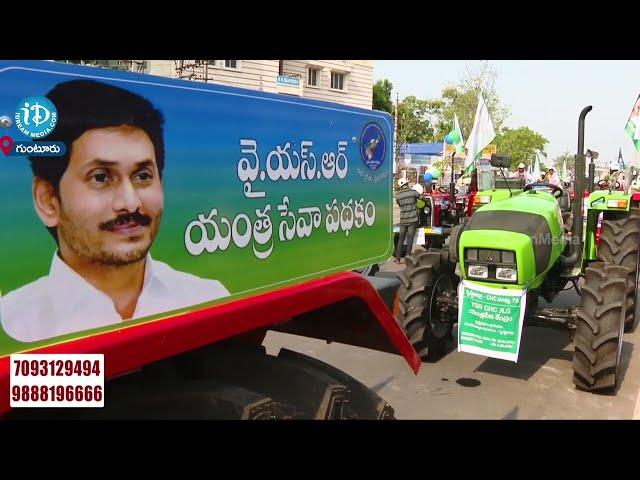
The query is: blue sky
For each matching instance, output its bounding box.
[374,60,640,168]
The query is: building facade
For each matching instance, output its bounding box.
[59,60,374,110]
[152,60,374,109]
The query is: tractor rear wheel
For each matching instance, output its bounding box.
[572,263,627,393]
[277,348,395,419]
[597,207,640,331]
[394,250,458,362]
[5,343,394,420]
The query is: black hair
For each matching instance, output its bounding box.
[29,79,165,242]
[29,79,165,190]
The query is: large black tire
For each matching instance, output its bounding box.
[174,343,351,419]
[448,224,465,263]
[5,360,294,420]
[85,380,292,420]
[277,348,395,419]
[6,343,393,420]
[572,263,628,392]
[597,207,640,332]
[395,250,458,362]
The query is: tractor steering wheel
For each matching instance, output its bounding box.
[523,182,563,198]
[597,179,621,190]
[438,186,459,195]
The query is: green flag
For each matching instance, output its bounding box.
[625,94,640,152]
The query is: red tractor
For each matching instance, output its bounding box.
[393,183,470,256]
[0,60,419,420]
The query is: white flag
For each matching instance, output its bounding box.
[531,154,541,181]
[464,92,496,172]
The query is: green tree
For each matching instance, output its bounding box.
[393,95,445,172]
[551,151,574,172]
[396,96,430,145]
[494,127,549,170]
[434,61,510,141]
[396,96,444,144]
[372,79,394,113]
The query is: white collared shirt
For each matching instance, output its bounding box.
[0,252,230,343]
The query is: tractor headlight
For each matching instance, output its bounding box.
[496,267,518,282]
[464,249,517,283]
[468,265,489,279]
[477,196,491,204]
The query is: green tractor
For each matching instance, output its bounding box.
[395,106,640,392]
[468,167,527,214]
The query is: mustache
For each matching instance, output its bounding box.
[99,211,152,231]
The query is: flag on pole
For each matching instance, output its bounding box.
[453,114,465,155]
[444,114,465,157]
[618,147,625,170]
[625,93,640,152]
[464,92,496,174]
[531,154,541,181]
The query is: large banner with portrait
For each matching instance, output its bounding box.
[0,61,393,354]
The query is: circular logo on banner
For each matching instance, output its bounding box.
[14,96,58,138]
[360,122,386,170]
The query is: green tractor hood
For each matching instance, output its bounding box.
[459,191,566,289]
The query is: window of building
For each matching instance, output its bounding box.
[225,60,238,69]
[307,67,320,87]
[57,60,147,73]
[331,72,345,90]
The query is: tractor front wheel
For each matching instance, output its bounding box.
[597,207,640,332]
[395,250,458,362]
[572,263,627,393]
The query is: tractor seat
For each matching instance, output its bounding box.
[557,190,571,213]
[557,191,572,231]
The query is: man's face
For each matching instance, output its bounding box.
[55,125,163,266]
[518,168,524,173]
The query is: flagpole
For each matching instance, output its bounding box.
[450,117,456,206]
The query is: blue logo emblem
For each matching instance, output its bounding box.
[14,96,58,139]
[360,122,386,170]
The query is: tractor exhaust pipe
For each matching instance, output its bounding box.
[562,106,591,267]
